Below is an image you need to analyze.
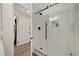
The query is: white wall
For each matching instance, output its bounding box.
[2,4,14,56]
[48,10,75,56]
[0,4,5,56]
[0,4,1,37]
[15,10,31,46]
[0,4,1,29]
[72,4,79,55]
[44,4,76,56]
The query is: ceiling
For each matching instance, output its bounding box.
[16,3,31,10]
[14,3,31,17]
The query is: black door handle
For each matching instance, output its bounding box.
[45,21,47,40]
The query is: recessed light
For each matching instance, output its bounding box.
[26,10,30,13]
[13,16,16,19]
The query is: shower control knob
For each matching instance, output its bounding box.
[69,53,73,56]
[29,37,34,39]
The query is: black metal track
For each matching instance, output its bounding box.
[34,3,59,14]
[34,49,47,56]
